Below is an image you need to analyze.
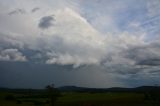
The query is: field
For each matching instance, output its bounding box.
[0,89,160,106]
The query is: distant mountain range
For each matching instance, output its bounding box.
[0,86,160,92]
[58,86,160,92]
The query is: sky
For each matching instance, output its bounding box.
[0,0,160,89]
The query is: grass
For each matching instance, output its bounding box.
[0,91,160,106]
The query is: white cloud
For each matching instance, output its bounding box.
[0,48,27,62]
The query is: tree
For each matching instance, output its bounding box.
[46,84,61,106]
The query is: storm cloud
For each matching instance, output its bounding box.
[38,15,55,29]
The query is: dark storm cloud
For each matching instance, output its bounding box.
[137,59,160,66]
[8,9,26,15]
[0,61,73,88]
[104,64,141,75]
[38,15,55,29]
[0,61,125,88]
[122,42,160,65]
[31,7,40,13]
[100,40,160,77]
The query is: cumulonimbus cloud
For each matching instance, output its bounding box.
[0,1,160,71]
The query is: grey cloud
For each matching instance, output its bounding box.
[38,15,55,29]
[8,9,26,15]
[0,61,125,88]
[148,69,160,74]
[137,59,160,66]
[115,41,160,66]
[31,7,40,13]
[99,38,160,77]
[0,32,25,49]
[0,48,27,62]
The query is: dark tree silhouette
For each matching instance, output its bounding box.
[46,84,61,106]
